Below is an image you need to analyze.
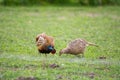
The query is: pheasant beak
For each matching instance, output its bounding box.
[59,49,64,56]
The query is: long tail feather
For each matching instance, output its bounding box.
[87,42,99,47]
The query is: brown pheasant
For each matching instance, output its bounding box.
[59,38,98,57]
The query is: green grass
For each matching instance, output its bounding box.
[0,6,120,80]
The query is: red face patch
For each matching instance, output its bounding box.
[51,49,56,54]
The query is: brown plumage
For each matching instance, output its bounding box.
[59,38,98,56]
[36,33,56,54]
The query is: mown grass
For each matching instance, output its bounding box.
[0,6,120,80]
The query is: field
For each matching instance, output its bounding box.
[0,6,120,80]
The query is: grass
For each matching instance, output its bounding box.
[0,6,120,80]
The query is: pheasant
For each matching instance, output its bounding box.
[59,38,98,57]
[36,33,56,56]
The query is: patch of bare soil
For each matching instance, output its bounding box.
[99,56,106,59]
[41,63,60,69]
[16,76,36,80]
[49,63,60,69]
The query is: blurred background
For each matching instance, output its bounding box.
[1,0,120,6]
